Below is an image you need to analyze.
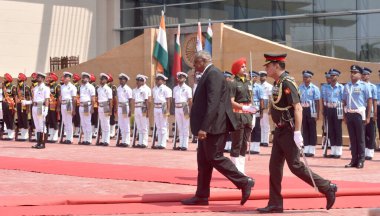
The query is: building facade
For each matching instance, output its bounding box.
[119,0,380,63]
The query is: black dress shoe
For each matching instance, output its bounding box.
[260,143,269,147]
[333,155,341,159]
[152,146,158,149]
[140,145,147,148]
[365,156,372,160]
[356,161,364,169]
[103,142,109,146]
[96,142,103,146]
[181,196,208,205]
[241,177,255,205]
[180,147,187,151]
[324,183,337,210]
[83,141,91,145]
[249,151,259,154]
[325,154,334,158]
[345,162,357,168]
[257,205,283,213]
[375,148,380,152]
[157,146,165,149]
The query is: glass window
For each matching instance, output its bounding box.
[314,39,356,60]
[285,0,312,15]
[247,0,272,18]
[285,18,313,42]
[246,20,272,41]
[358,39,380,62]
[314,0,356,13]
[314,16,356,40]
[357,0,380,9]
[357,14,380,39]
[290,41,314,53]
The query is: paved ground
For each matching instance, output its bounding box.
[0,138,379,215]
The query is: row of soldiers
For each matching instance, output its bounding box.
[0,70,193,150]
[225,58,379,172]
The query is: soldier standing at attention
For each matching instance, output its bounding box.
[324,69,344,158]
[108,74,118,139]
[73,74,81,137]
[173,72,192,151]
[257,53,337,213]
[258,71,272,147]
[59,72,77,144]
[116,73,133,147]
[229,58,257,174]
[96,73,113,146]
[78,72,96,145]
[16,73,31,141]
[46,72,61,143]
[90,74,99,138]
[299,70,320,157]
[132,74,151,148]
[152,74,172,149]
[2,73,17,140]
[249,71,264,154]
[22,72,50,149]
[343,65,372,169]
[361,67,377,160]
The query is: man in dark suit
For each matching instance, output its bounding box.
[181,51,254,206]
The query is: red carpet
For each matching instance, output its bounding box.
[1,196,380,215]
[0,156,379,191]
[1,156,380,215]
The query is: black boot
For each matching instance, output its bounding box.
[36,132,45,149]
[32,132,40,148]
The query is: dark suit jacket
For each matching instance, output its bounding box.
[190,65,238,135]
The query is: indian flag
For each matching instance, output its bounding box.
[204,20,213,56]
[196,22,203,52]
[172,24,182,78]
[153,11,169,76]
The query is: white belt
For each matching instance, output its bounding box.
[61,99,72,104]
[118,102,129,107]
[154,103,163,108]
[326,102,338,108]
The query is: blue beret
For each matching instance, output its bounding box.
[328,68,341,76]
[302,70,314,78]
[224,71,233,78]
[350,65,363,73]
[362,67,372,75]
[250,71,259,77]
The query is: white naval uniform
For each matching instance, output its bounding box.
[32,83,50,133]
[133,84,151,146]
[97,84,113,144]
[117,84,132,145]
[259,81,273,144]
[60,82,77,142]
[153,84,172,148]
[173,83,192,149]
[79,82,96,143]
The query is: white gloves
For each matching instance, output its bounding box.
[293,131,304,150]
[43,107,48,118]
[21,100,32,106]
[242,105,257,114]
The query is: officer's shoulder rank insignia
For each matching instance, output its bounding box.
[284,87,291,95]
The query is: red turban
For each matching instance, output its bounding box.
[73,74,81,82]
[231,58,246,75]
[4,73,13,82]
[90,74,96,82]
[31,72,37,80]
[49,72,58,82]
[18,73,27,81]
[107,73,113,82]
